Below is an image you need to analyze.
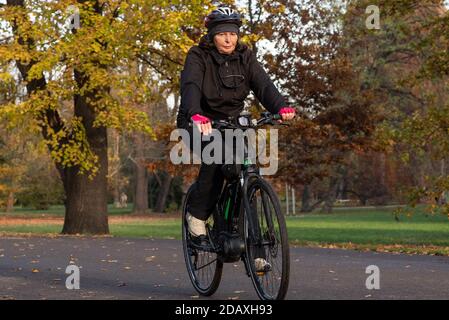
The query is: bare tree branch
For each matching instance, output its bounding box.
[137,53,174,82]
[127,155,137,165]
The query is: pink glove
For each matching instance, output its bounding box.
[279,107,296,115]
[191,114,211,124]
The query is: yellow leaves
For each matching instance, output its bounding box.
[91,41,102,53]
[0,42,33,64]
[1,0,207,180]
[178,42,191,55]
[0,72,14,83]
[45,116,100,177]
[0,184,8,194]
[95,105,154,139]
[241,33,263,46]
[27,52,60,82]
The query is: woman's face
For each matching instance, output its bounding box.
[213,32,238,54]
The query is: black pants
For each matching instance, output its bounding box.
[185,126,226,221]
[184,126,267,260]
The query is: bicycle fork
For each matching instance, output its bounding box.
[241,175,269,274]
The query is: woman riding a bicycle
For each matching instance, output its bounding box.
[176,6,295,273]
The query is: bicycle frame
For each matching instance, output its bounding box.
[211,125,271,268]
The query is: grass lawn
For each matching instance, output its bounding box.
[1,205,449,255]
[286,208,449,255]
[0,204,132,217]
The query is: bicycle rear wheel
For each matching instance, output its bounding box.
[242,178,290,300]
[182,183,223,296]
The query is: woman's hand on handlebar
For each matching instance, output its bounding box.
[278,107,296,122]
[191,114,213,135]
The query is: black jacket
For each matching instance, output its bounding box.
[176,36,285,129]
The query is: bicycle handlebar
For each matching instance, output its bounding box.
[189,112,288,130]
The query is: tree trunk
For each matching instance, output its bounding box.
[10,0,109,235]
[6,191,14,213]
[112,131,121,208]
[113,182,121,208]
[133,161,149,214]
[321,177,339,214]
[360,197,368,206]
[133,133,149,214]
[292,187,296,215]
[154,172,172,213]
[379,153,386,187]
[61,68,109,235]
[301,184,312,212]
[62,161,109,234]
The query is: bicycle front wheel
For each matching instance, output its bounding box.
[182,182,223,296]
[242,178,290,300]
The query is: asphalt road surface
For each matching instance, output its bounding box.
[1,236,449,300]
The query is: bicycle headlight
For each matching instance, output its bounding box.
[238,116,250,127]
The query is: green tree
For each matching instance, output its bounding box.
[261,0,384,212]
[346,0,449,213]
[0,0,210,233]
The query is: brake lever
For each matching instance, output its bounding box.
[212,120,239,130]
[268,119,290,127]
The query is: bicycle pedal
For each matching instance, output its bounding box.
[255,261,272,275]
[256,267,271,276]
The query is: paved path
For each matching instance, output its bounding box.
[1,236,449,300]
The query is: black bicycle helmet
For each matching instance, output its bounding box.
[204,6,242,30]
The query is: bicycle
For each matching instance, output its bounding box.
[181,112,290,300]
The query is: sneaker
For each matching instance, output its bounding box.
[254,258,272,273]
[186,212,207,237]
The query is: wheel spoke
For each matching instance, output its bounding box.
[182,189,223,296]
[244,180,289,300]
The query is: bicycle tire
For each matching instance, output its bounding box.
[241,177,290,300]
[182,182,223,296]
